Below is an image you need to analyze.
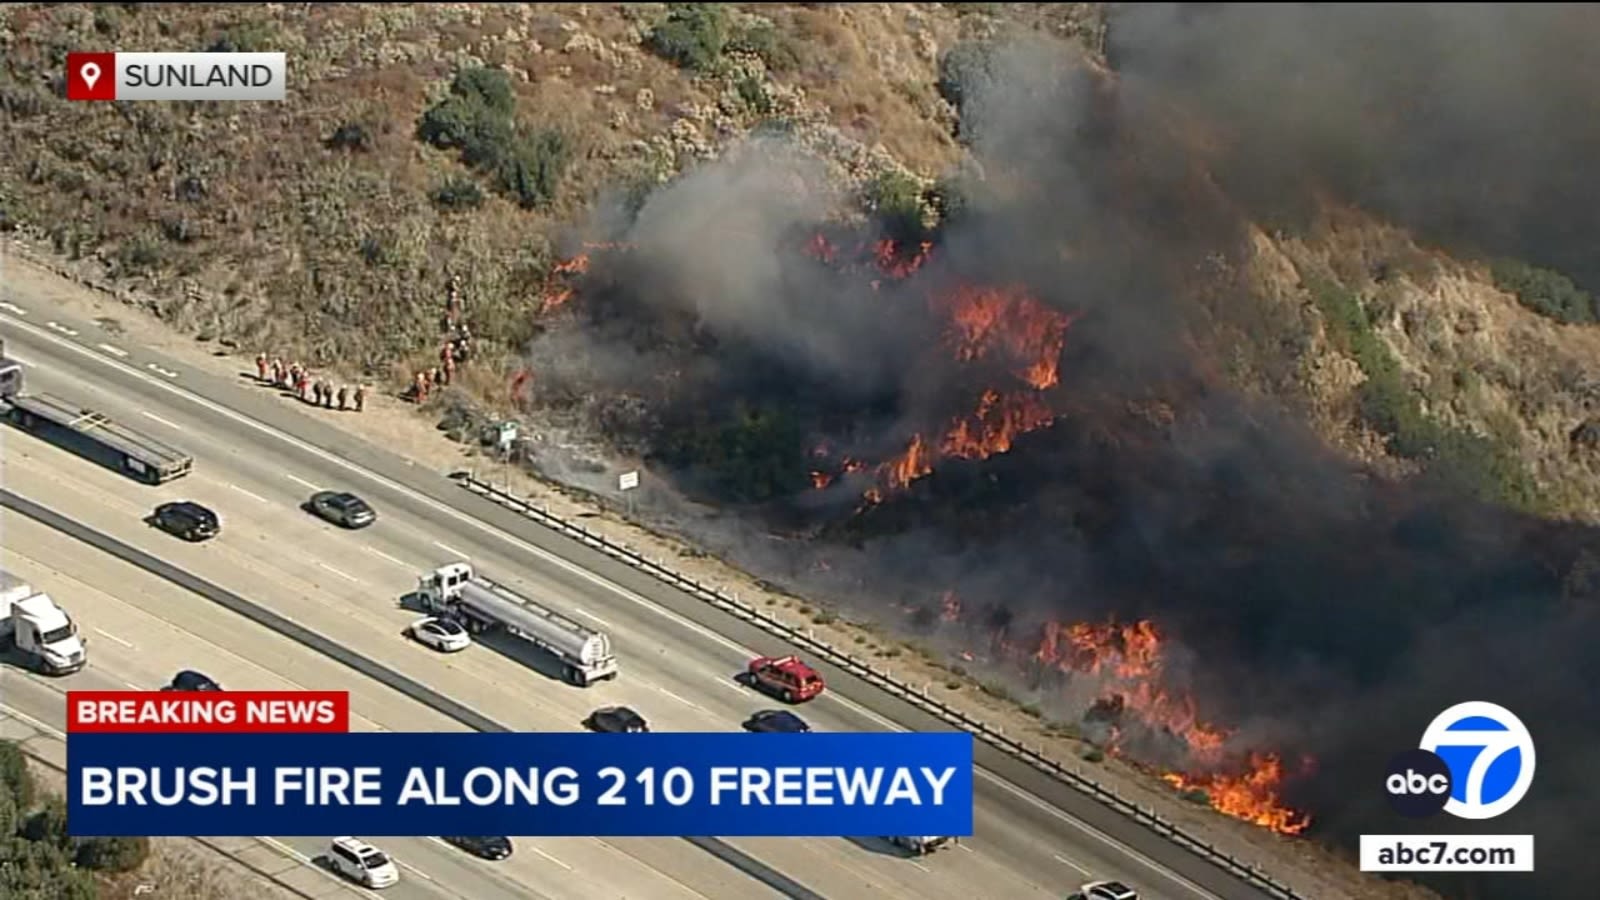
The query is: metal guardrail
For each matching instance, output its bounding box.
[454,474,1309,900]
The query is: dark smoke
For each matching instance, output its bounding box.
[1108,2,1600,290]
[518,19,1600,899]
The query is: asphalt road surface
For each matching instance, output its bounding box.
[0,300,1281,900]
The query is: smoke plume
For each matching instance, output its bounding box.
[517,12,1600,897]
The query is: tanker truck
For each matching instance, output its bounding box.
[416,561,618,686]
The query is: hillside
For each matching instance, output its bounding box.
[5,5,1599,900]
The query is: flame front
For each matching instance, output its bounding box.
[1163,754,1313,835]
[937,283,1075,390]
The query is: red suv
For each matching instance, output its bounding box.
[747,655,825,703]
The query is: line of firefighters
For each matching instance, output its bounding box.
[409,274,475,404]
[254,354,368,412]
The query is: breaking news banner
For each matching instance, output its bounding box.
[66,52,286,102]
[64,692,974,838]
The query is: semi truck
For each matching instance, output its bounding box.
[0,337,193,484]
[0,569,89,675]
[416,561,619,686]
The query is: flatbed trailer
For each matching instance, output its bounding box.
[2,390,194,484]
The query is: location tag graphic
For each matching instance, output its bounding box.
[66,51,116,101]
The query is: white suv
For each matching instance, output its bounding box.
[1071,881,1139,900]
[327,836,400,889]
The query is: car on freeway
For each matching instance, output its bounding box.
[441,835,514,860]
[585,706,650,733]
[407,616,470,652]
[746,654,825,703]
[151,501,220,542]
[1068,880,1140,900]
[161,670,223,692]
[307,490,377,529]
[743,710,811,733]
[327,836,399,889]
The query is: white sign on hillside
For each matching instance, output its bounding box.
[619,470,640,491]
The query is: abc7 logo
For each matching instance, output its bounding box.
[1385,701,1536,820]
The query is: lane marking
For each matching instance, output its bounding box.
[714,678,747,695]
[978,767,1222,899]
[908,861,931,873]
[124,680,143,690]
[957,842,974,853]
[432,540,468,559]
[96,342,129,358]
[657,686,703,711]
[92,627,135,649]
[365,546,410,569]
[397,860,435,882]
[286,473,321,491]
[531,846,573,871]
[1054,853,1091,876]
[317,561,359,583]
[146,363,179,378]
[3,313,1238,896]
[0,301,27,315]
[140,410,181,429]
[571,607,612,628]
[228,483,269,504]
[46,321,79,336]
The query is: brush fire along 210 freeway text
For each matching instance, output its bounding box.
[64,692,974,838]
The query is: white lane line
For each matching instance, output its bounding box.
[571,607,612,628]
[228,483,269,504]
[146,363,178,378]
[1054,853,1091,876]
[316,561,359,583]
[908,860,931,874]
[92,627,135,649]
[978,767,1222,900]
[657,686,703,711]
[286,473,321,490]
[714,678,747,694]
[0,301,27,315]
[4,313,1218,894]
[365,546,409,569]
[123,680,143,690]
[957,841,973,852]
[432,540,468,559]
[530,846,573,871]
[140,410,181,429]
[96,342,129,358]
[46,320,79,336]
[397,860,435,882]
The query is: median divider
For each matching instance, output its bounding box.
[456,473,1308,900]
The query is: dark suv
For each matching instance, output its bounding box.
[153,501,220,541]
[584,706,649,733]
[307,491,376,529]
[162,670,223,692]
[441,835,513,860]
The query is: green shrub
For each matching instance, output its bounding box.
[325,121,374,152]
[0,741,34,812]
[495,129,571,210]
[417,68,568,209]
[944,679,962,690]
[811,611,836,625]
[735,75,772,116]
[74,835,151,873]
[20,795,68,848]
[1490,259,1598,324]
[867,171,926,241]
[431,176,485,211]
[936,40,997,113]
[646,4,731,73]
[1181,788,1210,805]
[1081,747,1105,763]
[728,21,802,73]
[208,21,276,53]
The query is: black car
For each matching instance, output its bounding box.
[153,501,220,541]
[308,491,376,529]
[584,706,649,733]
[442,835,513,860]
[162,670,223,692]
[743,710,811,733]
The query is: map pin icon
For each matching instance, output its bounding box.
[81,61,101,91]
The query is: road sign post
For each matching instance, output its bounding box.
[619,469,639,518]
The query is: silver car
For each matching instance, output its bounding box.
[308,491,376,529]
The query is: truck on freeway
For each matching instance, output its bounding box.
[416,561,619,686]
[0,569,89,675]
[0,337,193,484]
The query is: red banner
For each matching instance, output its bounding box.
[67,691,349,733]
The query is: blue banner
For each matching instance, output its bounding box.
[67,732,974,837]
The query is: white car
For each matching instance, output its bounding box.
[327,836,399,889]
[408,616,470,652]
[1070,880,1139,900]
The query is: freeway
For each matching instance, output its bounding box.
[0,300,1284,900]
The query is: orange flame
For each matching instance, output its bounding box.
[936,283,1074,390]
[1163,754,1313,835]
[940,591,962,622]
[553,253,591,276]
[811,471,833,490]
[875,239,933,280]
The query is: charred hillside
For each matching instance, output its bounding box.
[513,24,1598,900]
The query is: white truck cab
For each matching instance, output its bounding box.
[0,571,88,675]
